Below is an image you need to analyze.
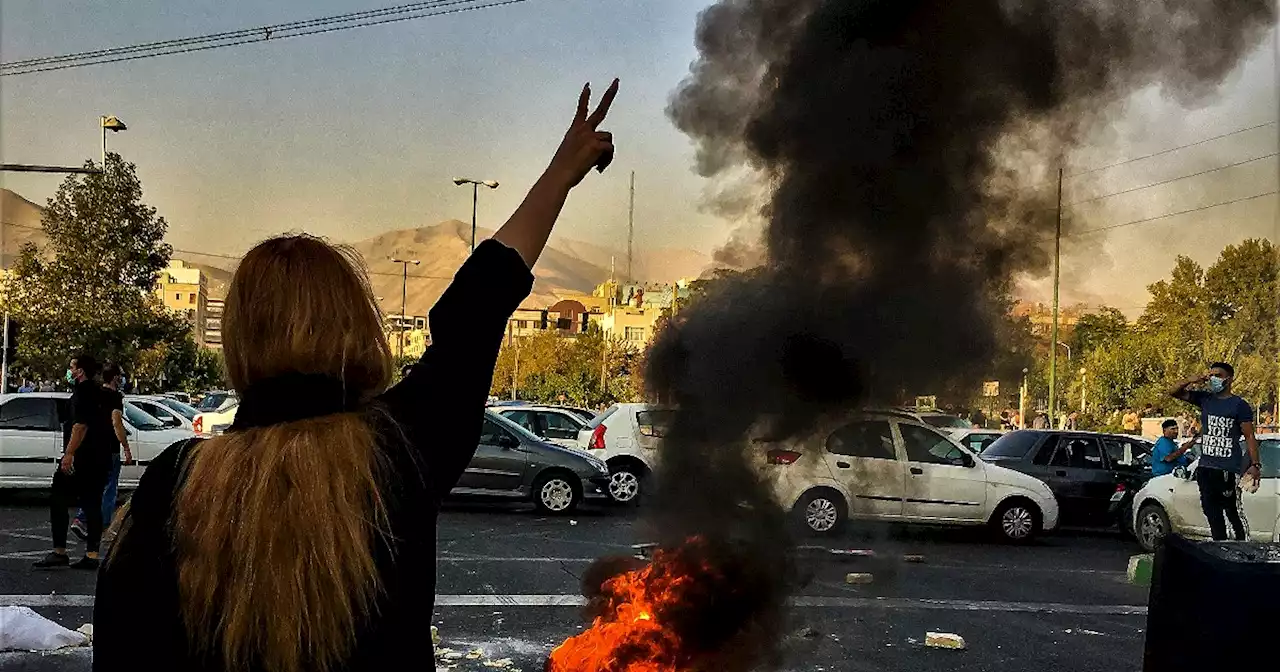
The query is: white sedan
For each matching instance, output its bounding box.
[1131,434,1279,552]
[760,410,1059,542]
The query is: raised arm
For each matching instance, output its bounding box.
[1169,371,1207,403]
[493,79,618,268]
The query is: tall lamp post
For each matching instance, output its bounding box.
[101,115,127,170]
[452,177,499,252]
[390,258,420,359]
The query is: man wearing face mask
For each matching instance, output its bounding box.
[1170,362,1262,541]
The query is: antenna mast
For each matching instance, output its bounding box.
[627,171,635,281]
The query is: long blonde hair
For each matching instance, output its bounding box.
[174,235,394,672]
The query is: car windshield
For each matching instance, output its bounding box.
[921,414,971,429]
[156,397,199,420]
[565,408,596,423]
[123,402,166,430]
[197,393,230,411]
[980,431,1041,459]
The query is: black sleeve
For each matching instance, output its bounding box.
[93,439,194,669]
[379,240,533,499]
[108,390,124,413]
[1187,391,1208,409]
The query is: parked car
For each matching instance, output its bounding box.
[496,405,589,448]
[149,396,200,422]
[953,428,1006,456]
[576,403,675,504]
[890,407,974,434]
[449,410,611,513]
[195,391,237,413]
[0,392,195,489]
[759,409,1058,541]
[161,391,193,405]
[126,395,195,431]
[978,430,1153,529]
[193,403,239,437]
[1130,435,1280,552]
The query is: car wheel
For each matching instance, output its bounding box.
[1136,503,1170,553]
[533,472,581,515]
[607,467,642,505]
[795,489,846,536]
[992,499,1041,542]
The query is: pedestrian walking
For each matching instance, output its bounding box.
[70,363,133,542]
[1170,362,1261,541]
[33,354,114,570]
[94,79,619,672]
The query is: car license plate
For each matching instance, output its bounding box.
[1110,490,1125,502]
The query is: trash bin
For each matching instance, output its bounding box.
[1144,534,1280,671]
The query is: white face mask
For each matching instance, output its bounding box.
[1207,375,1226,394]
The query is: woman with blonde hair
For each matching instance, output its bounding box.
[93,80,618,672]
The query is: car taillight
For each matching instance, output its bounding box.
[193,416,203,434]
[589,424,607,450]
[767,449,802,465]
[1115,483,1126,493]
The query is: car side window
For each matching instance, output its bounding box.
[967,434,998,454]
[826,421,896,460]
[1048,439,1071,467]
[1103,439,1125,464]
[1259,440,1279,479]
[0,398,57,431]
[543,412,581,431]
[1068,438,1105,469]
[636,410,673,438]
[1032,438,1057,465]
[503,410,534,431]
[900,424,968,466]
[479,419,514,445]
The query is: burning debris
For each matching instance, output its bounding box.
[555,0,1274,670]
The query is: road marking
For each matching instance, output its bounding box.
[0,593,1147,615]
[0,549,58,560]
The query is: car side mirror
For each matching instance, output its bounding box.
[962,453,976,468]
[498,434,519,449]
[1175,465,1191,480]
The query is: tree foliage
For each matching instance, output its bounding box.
[1,153,215,391]
[490,326,643,407]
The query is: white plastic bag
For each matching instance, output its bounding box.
[0,606,90,651]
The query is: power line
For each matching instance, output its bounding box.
[1065,152,1278,207]
[0,0,527,76]
[1065,121,1276,178]
[1070,190,1278,236]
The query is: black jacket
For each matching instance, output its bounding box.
[93,240,533,671]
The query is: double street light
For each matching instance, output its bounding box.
[452,177,499,252]
[389,258,420,359]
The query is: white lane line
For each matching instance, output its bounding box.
[0,549,58,560]
[0,593,1146,615]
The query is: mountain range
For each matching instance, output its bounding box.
[0,189,710,317]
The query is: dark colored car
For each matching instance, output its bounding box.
[448,410,612,514]
[979,430,1153,529]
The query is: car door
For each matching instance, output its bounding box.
[1051,435,1115,524]
[1241,439,1279,541]
[822,419,904,519]
[0,397,61,485]
[454,417,529,493]
[899,423,986,521]
[1171,462,1212,536]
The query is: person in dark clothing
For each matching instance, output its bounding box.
[1170,361,1261,541]
[93,80,618,672]
[71,363,133,542]
[34,354,113,570]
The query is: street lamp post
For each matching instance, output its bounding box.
[101,115,127,171]
[1079,367,1088,413]
[390,258,420,359]
[452,178,499,252]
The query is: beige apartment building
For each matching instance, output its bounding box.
[156,260,208,347]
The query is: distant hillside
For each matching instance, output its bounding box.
[1,189,711,314]
[1,189,47,266]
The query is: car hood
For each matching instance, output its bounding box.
[526,439,608,471]
[982,461,1053,494]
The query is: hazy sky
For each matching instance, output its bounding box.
[2,1,1277,313]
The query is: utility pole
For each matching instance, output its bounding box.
[390,258,420,359]
[627,171,635,281]
[1048,167,1064,426]
[1,314,9,393]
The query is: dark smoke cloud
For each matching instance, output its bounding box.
[624,0,1272,670]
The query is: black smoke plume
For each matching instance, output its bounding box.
[589,0,1276,670]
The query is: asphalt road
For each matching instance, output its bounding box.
[0,494,1150,671]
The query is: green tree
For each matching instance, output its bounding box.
[0,153,188,382]
[490,326,642,407]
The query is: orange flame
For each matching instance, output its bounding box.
[547,540,714,672]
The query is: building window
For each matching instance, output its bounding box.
[174,293,182,302]
[517,320,529,329]
[189,293,196,304]
[625,326,645,342]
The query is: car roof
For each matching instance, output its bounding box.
[0,392,71,400]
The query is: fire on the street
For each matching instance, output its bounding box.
[545,542,700,672]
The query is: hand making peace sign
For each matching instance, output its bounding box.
[548,78,619,188]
